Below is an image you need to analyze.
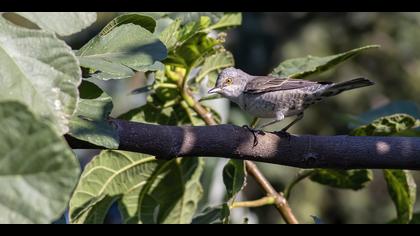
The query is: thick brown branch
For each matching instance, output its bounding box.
[68,119,420,170]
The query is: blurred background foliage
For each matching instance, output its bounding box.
[12,12,419,224]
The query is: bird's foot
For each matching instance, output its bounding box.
[272,129,292,141]
[242,125,265,147]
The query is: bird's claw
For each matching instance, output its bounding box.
[272,129,292,141]
[242,125,265,147]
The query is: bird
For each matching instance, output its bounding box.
[208,67,374,137]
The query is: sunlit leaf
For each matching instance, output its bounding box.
[351,114,417,136]
[0,17,81,134]
[270,45,380,78]
[196,51,234,83]
[347,101,420,129]
[384,170,416,224]
[99,13,156,35]
[77,23,167,79]
[208,12,242,30]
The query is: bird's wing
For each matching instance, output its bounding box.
[244,76,331,94]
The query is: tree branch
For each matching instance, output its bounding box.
[67,119,420,170]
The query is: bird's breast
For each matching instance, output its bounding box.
[239,90,307,118]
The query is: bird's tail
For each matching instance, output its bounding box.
[320,78,374,97]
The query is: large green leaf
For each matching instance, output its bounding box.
[208,12,242,30]
[78,57,135,80]
[77,23,167,79]
[99,13,156,35]
[223,160,247,200]
[0,17,81,134]
[68,81,119,149]
[158,19,181,50]
[69,151,204,224]
[15,12,97,36]
[384,170,417,224]
[120,157,204,224]
[310,169,373,190]
[351,114,417,136]
[0,101,80,223]
[270,45,380,78]
[196,51,234,83]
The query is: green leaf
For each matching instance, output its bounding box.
[120,94,220,127]
[347,101,420,129]
[174,16,214,49]
[0,17,81,134]
[310,169,373,190]
[352,114,417,136]
[208,12,242,30]
[0,101,80,223]
[15,12,97,36]
[77,23,167,79]
[223,160,247,200]
[78,56,134,79]
[69,151,204,224]
[167,12,224,25]
[192,205,228,224]
[120,157,204,224]
[99,13,156,35]
[384,170,417,224]
[270,45,380,78]
[158,19,181,50]
[166,32,221,68]
[196,51,234,83]
[118,102,179,125]
[389,212,420,224]
[68,81,119,149]
[134,12,168,20]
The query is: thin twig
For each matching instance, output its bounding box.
[231,196,276,209]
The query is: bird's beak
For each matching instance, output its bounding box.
[208,87,222,94]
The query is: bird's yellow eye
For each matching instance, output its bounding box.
[225,78,233,86]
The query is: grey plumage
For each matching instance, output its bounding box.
[208,67,374,131]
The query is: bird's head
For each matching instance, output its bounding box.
[208,67,250,99]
